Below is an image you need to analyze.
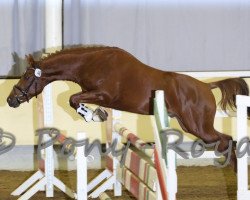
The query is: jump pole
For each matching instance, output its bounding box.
[76,132,88,200]
[236,95,250,200]
[153,90,177,200]
[43,0,63,195]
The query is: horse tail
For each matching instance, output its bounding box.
[209,78,250,117]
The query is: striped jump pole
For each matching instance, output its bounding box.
[110,126,158,199]
[114,123,154,158]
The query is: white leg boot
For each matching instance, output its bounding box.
[76,103,93,122]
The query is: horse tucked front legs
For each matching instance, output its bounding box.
[69,90,110,122]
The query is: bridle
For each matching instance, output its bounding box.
[13,67,42,104]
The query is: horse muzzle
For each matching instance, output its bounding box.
[7,97,20,108]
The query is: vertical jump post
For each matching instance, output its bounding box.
[44,0,63,195]
[154,90,177,200]
[237,95,250,200]
[76,132,88,200]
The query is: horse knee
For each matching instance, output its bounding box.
[69,95,79,109]
[69,99,75,108]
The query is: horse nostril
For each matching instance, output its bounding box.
[7,97,13,105]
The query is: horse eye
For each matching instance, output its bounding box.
[24,73,31,80]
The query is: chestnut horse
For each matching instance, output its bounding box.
[7,46,250,172]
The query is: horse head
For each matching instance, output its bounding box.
[7,55,47,108]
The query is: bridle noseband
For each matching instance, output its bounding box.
[13,67,42,104]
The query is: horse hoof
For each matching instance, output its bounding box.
[92,107,108,122]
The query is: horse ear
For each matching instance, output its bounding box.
[25,54,35,66]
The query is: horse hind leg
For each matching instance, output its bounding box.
[214,131,237,172]
[193,127,236,172]
[175,115,237,172]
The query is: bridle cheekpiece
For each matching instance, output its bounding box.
[13,66,42,104]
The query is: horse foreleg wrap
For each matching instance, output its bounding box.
[77,103,93,122]
[76,104,108,122]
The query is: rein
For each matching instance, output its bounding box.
[13,67,42,104]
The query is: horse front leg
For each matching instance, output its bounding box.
[69,91,109,122]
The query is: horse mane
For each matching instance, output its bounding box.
[39,44,115,63]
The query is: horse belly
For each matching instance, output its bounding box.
[114,81,159,115]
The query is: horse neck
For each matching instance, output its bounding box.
[40,56,80,85]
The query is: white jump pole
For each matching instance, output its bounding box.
[154,90,177,200]
[43,0,62,197]
[45,0,62,53]
[112,110,122,196]
[237,95,250,200]
[76,132,87,200]
[43,85,54,197]
[43,1,75,198]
